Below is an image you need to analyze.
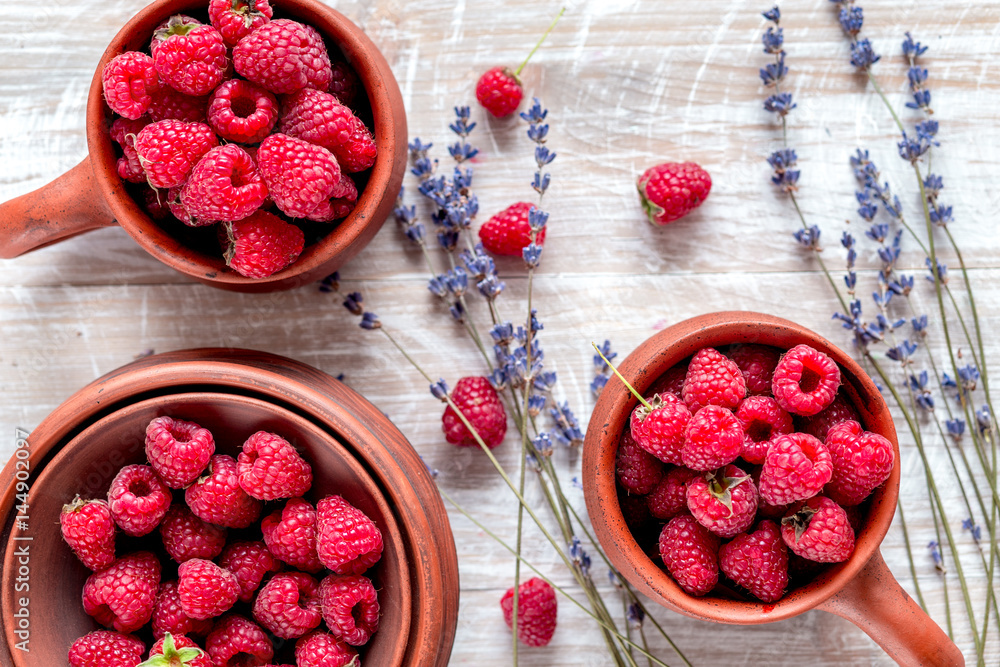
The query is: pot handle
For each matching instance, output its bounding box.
[0,155,117,258]
[818,550,965,666]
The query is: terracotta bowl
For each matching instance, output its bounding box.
[0,0,407,292]
[583,311,963,666]
[0,349,458,665]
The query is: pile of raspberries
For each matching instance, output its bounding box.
[62,415,382,667]
[615,343,895,603]
[101,0,376,279]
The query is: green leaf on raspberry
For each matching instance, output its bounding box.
[137,632,206,667]
[706,469,752,515]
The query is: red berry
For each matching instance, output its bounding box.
[180,144,268,223]
[316,494,383,575]
[261,497,323,572]
[686,465,759,538]
[110,116,150,184]
[823,420,894,506]
[735,395,793,465]
[727,344,782,396]
[147,86,209,123]
[256,133,341,218]
[185,454,262,529]
[82,551,162,633]
[107,464,172,537]
[442,376,508,448]
[500,576,558,647]
[280,88,377,173]
[178,558,240,621]
[478,201,546,256]
[60,496,116,571]
[800,392,861,441]
[207,79,279,144]
[680,405,743,471]
[237,430,313,500]
[629,392,691,465]
[328,60,360,106]
[615,429,664,495]
[758,432,834,506]
[145,415,216,489]
[209,0,273,47]
[206,614,274,667]
[682,347,746,413]
[295,630,358,667]
[647,466,698,520]
[152,580,215,640]
[221,210,305,279]
[319,573,381,646]
[637,162,712,225]
[252,572,323,639]
[618,491,652,533]
[771,344,841,416]
[219,540,282,603]
[781,496,855,563]
[658,515,719,596]
[151,16,227,96]
[134,120,218,189]
[160,504,227,563]
[102,51,159,119]
[68,630,145,667]
[143,187,171,220]
[147,633,212,667]
[233,19,332,95]
[302,172,358,223]
[476,66,523,118]
[718,520,789,602]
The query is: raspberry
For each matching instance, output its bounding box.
[647,362,688,399]
[68,630,145,667]
[442,376,508,448]
[303,172,358,223]
[252,572,323,639]
[151,16,227,96]
[500,576,557,647]
[658,515,719,596]
[209,0,273,47]
[629,392,691,465]
[771,344,841,416]
[316,494,384,575]
[686,465,759,538]
[110,116,150,184]
[152,580,215,640]
[102,51,159,119]
[615,429,664,495]
[160,504,227,563]
[680,405,743,471]
[147,633,212,667]
[328,60,360,106]
[647,466,698,520]
[178,558,240,621]
[758,432,834,506]
[718,520,789,602]
[237,430,313,500]
[147,86,209,123]
[781,496,855,563]
[234,19,332,94]
[82,551,162,633]
[107,464,172,537]
[186,454,262,528]
[475,66,523,118]
[800,393,861,441]
[145,415,216,489]
[823,420,894,506]
[221,210,305,279]
[319,573,381,646]
[207,79,279,144]
[295,630,358,667]
[134,120,218,189]
[682,347,746,413]
[727,344,782,396]
[478,201,546,256]
[637,162,712,225]
[118,153,147,183]
[256,133,341,218]
[206,614,274,667]
[60,496,116,571]
[219,540,282,603]
[280,88,377,173]
[735,395,793,465]
[143,187,171,220]
[168,186,196,225]
[180,145,268,223]
[261,497,322,572]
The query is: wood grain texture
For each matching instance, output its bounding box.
[2,0,999,664]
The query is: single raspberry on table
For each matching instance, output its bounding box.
[206,614,274,667]
[234,19,332,94]
[237,430,313,500]
[637,162,712,226]
[303,172,358,223]
[209,0,273,47]
[134,120,218,189]
[781,496,855,563]
[319,573,381,646]
[800,392,861,441]
[152,580,215,640]
[316,494,383,575]
[159,504,227,563]
[658,515,720,596]
[500,576,557,647]
[146,633,212,667]
[207,79,279,144]
[295,630,358,667]
[280,88,377,173]
[252,572,323,639]
[476,67,523,118]
[680,405,743,472]
[219,540,282,603]
[147,85,209,123]
[256,133,341,218]
[60,496,116,571]
[68,630,145,667]
[647,466,699,520]
[727,344,782,396]
[823,420,894,506]
[107,464,172,537]
[102,51,159,120]
[718,520,789,603]
[685,465,759,538]
[151,16,227,96]
[758,432,834,506]
[442,376,508,448]
[145,415,216,489]
[185,454,262,528]
[220,210,305,279]
[82,551,162,633]
[328,59,360,106]
[629,392,691,466]
[681,347,746,413]
[177,558,240,621]
[615,429,664,495]
[771,344,841,416]
[261,497,323,572]
[646,362,689,400]
[735,395,793,465]
[478,201,546,256]
[180,144,268,223]
[110,117,150,184]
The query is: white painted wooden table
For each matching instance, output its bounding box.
[2,0,999,664]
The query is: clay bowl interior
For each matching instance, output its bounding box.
[3,391,410,666]
[583,311,901,624]
[87,0,407,291]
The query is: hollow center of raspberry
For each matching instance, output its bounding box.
[228,653,258,667]
[352,602,365,624]
[128,479,151,497]
[230,96,257,118]
[747,420,773,443]
[169,427,192,443]
[798,366,821,393]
